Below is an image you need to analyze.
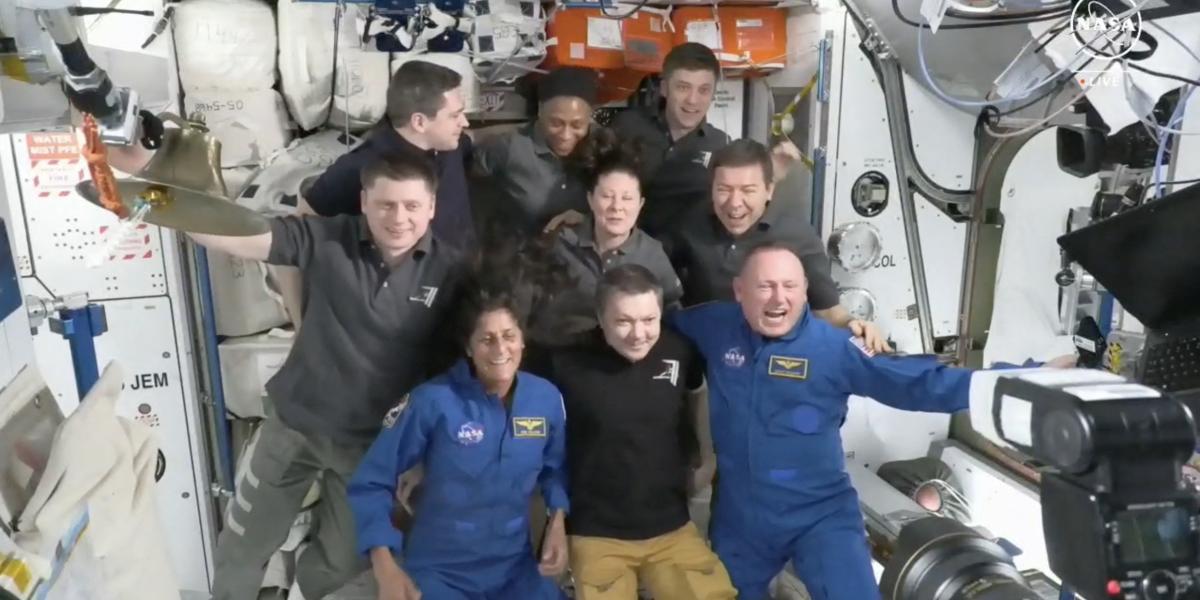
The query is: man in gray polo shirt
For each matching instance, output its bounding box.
[180,153,462,599]
[671,139,889,353]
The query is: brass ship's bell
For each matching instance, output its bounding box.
[77,113,270,237]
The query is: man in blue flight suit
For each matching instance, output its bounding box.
[669,241,977,600]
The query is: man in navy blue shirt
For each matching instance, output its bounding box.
[306,61,476,250]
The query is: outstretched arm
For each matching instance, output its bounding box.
[838,337,973,413]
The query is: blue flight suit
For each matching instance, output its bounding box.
[670,303,974,600]
[348,359,570,600]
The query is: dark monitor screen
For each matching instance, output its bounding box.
[1115,505,1193,565]
[1057,183,1200,331]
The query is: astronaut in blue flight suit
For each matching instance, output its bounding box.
[348,290,570,600]
[669,241,977,600]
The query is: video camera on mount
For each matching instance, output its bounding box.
[880,369,1200,600]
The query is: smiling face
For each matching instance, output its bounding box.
[662,68,716,135]
[599,290,662,362]
[468,308,524,393]
[734,247,808,338]
[588,170,644,240]
[538,96,592,158]
[712,163,773,237]
[360,176,436,260]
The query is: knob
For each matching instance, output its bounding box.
[1055,268,1076,287]
[1142,570,1178,600]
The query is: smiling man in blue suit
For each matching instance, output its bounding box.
[669,241,978,600]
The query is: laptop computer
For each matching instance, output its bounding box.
[1057,182,1200,393]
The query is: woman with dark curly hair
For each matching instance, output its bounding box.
[347,236,575,600]
[473,67,604,235]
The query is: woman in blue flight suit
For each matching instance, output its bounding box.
[347,252,572,600]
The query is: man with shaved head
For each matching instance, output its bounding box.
[668,242,978,600]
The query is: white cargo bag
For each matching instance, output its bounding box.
[173,0,278,92]
[218,329,295,420]
[328,6,392,131]
[208,250,291,337]
[238,129,360,215]
[469,0,547,85]
[278,0,337,130]
[184,90,293,167]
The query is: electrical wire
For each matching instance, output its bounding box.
[1126,62,1200,87]
[915,19,1079,109]
[891,0,1069,30]
[983,81,1092,137]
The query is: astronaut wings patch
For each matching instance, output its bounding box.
[849,336,876,357]
[382,394,410,428]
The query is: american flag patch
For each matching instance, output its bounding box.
[849,336,876,357]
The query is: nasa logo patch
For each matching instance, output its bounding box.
[723,347,746,368]
[457,421,485,445]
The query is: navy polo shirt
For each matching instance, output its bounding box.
[305,120,476,249]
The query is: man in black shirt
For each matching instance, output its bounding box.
[546,265,735,600]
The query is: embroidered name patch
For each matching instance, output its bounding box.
[513,417,547,438]
[768,355,809,380]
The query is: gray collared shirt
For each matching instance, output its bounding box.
[533,220,682,344]
[473,124,590,235]
[265,214,463,443]
[670,200,839,310]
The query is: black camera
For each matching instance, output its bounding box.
[881,370,1200,600]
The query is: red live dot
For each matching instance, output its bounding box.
[1107,580,1121,596]
[1080,79,1087,84]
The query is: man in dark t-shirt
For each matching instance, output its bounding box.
[544,265,736,600]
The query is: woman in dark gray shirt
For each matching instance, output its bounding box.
[473,67,600,235]
[532,130,683,346]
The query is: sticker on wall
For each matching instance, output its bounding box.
[96,223,155,262]
[24,132,86,199]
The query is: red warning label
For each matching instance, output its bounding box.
[25,132,86,199]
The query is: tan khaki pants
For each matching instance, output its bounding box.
[569,523,736,600]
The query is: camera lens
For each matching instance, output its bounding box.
[881,516,1043,600]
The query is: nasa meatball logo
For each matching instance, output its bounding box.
[723,347,746,368]
[457,421,485,445]
[1069,0,1142,59]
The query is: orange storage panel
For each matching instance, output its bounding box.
[543,6,673,73]
[543,7,625,71]
[595,68,647,104]
[620,9,673,73]
[670,6,788,75]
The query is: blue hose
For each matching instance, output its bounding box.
[194,246,236,490]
